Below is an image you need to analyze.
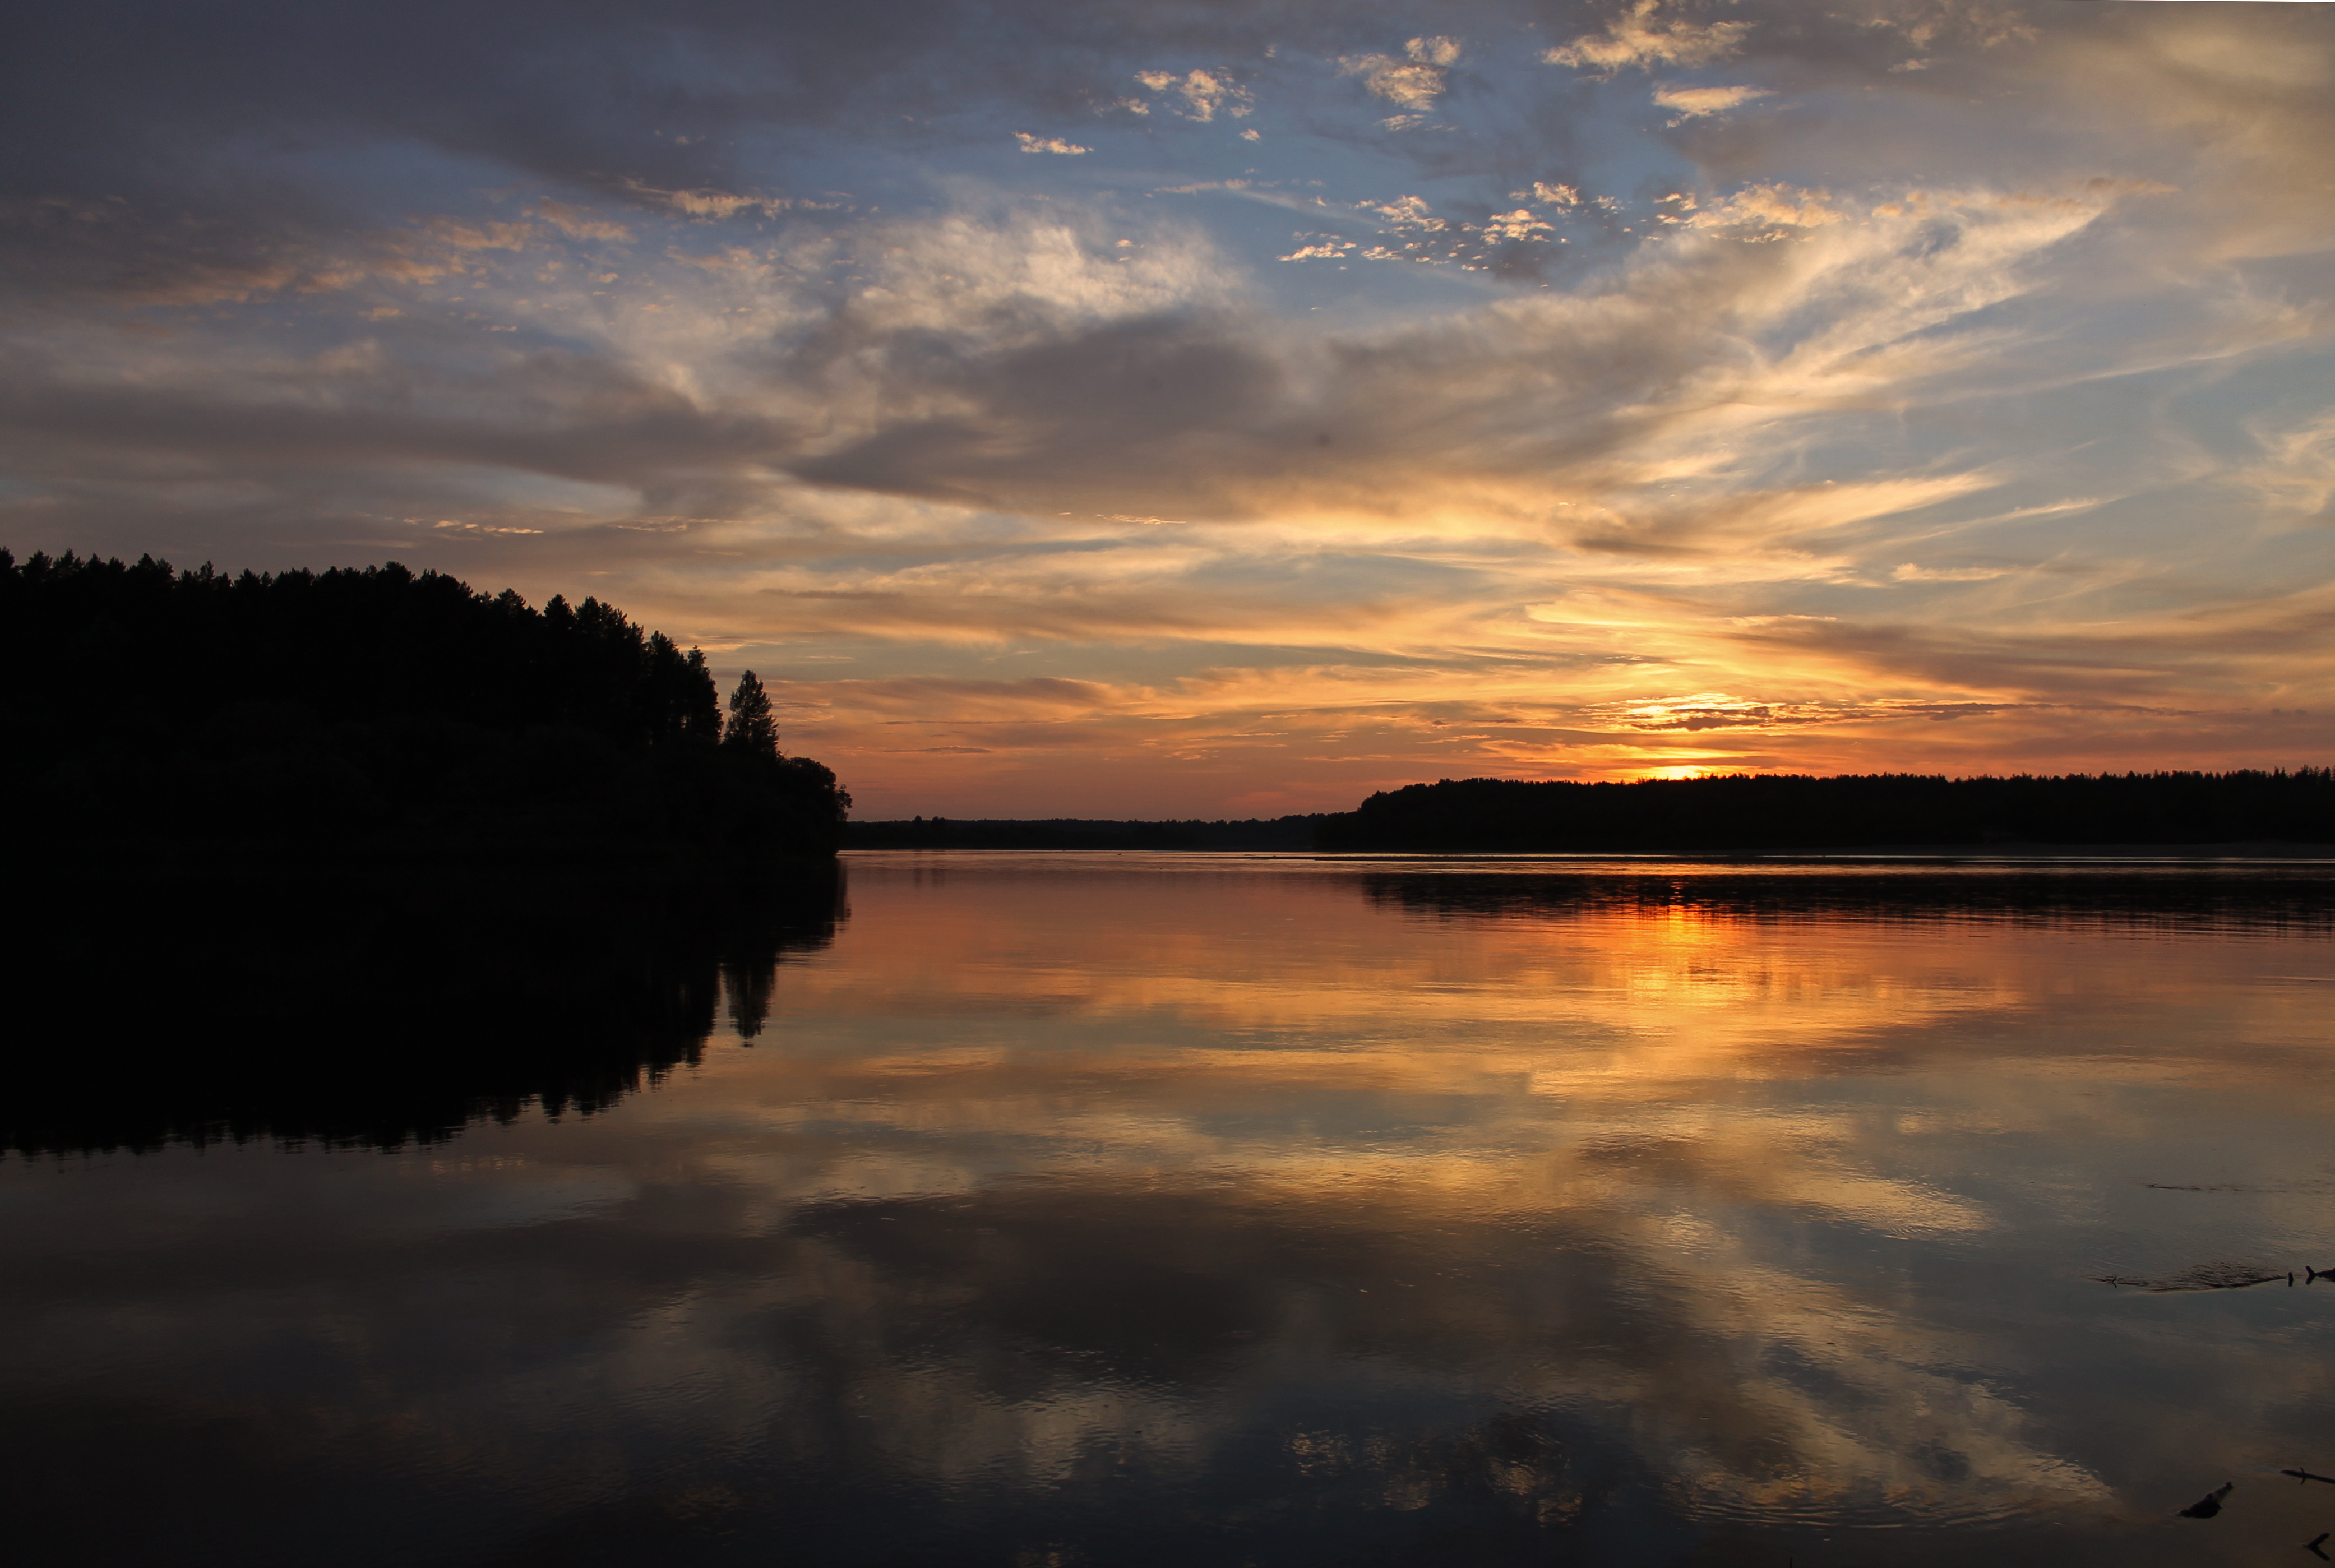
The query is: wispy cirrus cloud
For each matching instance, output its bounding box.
[2,0,2333,812]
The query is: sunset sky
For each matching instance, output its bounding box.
[4,0,2332,817]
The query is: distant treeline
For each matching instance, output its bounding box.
[1315,771,2335,853]
[2,549,848,873]
[846,816,1326,850]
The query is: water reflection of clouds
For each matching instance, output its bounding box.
[619,867,2326,1534]
[743,1183,2112,1538]
[4,860,2331,1564]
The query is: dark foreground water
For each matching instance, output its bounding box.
[6,853,2334,1567]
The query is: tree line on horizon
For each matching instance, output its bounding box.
[1314,771,2335,852]
[844,816,1324,850]
[847,771,2332,853]
[15,549,2321,864]
[1,549,849,872]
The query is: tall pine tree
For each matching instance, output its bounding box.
[723,670,778,758]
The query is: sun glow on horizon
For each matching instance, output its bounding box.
[4,2,2333,815]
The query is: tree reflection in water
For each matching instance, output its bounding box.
[1360,861,2335,936]
[3,855,2332,1568]
[4,866,844,1154]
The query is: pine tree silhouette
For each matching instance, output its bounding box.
[0,553,849,864]
[723,670,779,758]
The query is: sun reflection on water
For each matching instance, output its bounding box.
[3,853,2331,1566]
[615,855,2329,1553]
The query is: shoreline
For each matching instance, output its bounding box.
[839,841,2335,863]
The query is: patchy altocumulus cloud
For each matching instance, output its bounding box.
[1340,35,1463,122]
[1133,67,1255,122]
[1543,1,1750,75]
[2,0,2333,812]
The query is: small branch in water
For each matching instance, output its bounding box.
[2179,1482,2234,1519]
[2283,1469,2335,1486]
[2091,1263,2287,1292]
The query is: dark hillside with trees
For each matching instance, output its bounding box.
[1315,771,2335,853]
[1,549,848,876]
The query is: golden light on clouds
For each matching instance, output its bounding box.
[3,2,2332,812]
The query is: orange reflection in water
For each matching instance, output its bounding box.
[12,854,2329,1567]
[595,854,2335,1555]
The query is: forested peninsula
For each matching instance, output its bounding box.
[2,550,848,877]
[1315,771,2335,853]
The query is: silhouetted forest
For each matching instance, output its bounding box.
[1315,771,2335,853]
[845,815,1325,850]
[2,869,844,1155]
[1,549,848,873]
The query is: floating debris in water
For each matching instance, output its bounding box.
[2142,1180,2335,1194]
[2094,1262,2288,1292]
[2178,1481,2234,1519]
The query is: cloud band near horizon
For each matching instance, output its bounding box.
[3,0,2332,815]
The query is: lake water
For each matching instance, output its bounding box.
[6,852,2334,1566]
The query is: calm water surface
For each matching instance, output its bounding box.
[6,853,2334,1566]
